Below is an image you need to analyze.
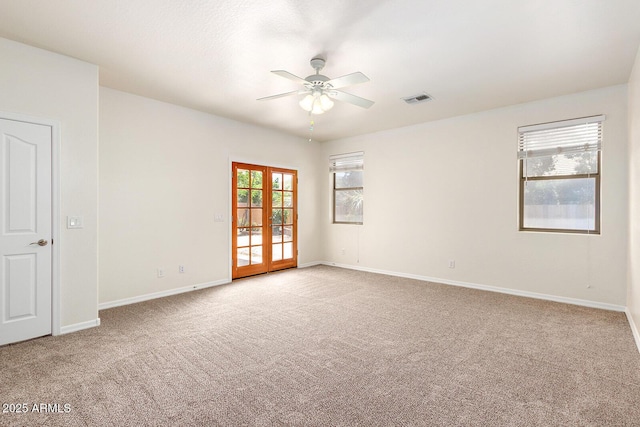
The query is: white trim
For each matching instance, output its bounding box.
[625,309,640,354]
[298,261,324,269]
[228,156,233,281]
[329,151,365,172]
[329,151,365,160]
[320,262,626,312]
[0,111,62,336]
[518,114,605,133]
[51,121,61,336]
[59,318,101,335]
[98,279,230,310]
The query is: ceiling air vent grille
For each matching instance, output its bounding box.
[402,93,433,104]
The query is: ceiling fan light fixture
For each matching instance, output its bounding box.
[299,94,315,111]
[319,93,334,111]
[300,90,333,115]
[310,98,326,115]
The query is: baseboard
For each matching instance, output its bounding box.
[298,261,324,269]
[320,261,626,312]
[58,318,101,335]
[625,309,640,354]
[98,279,230,310]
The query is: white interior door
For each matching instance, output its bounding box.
[0,118,52,346]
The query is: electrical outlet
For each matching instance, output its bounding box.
[157,268,165,278]
[341,248,346,255]
[448,260,455,269]
[179,265,186,274]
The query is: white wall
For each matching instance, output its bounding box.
[0,38,99,328]
[2,35,636,340]
[628,45,640,347]
[98,88,321,305]
[321,85,629,307]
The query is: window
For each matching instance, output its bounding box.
[518,115,604,233]
[330,152,364,224]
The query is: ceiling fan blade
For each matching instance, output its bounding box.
[257,89,308,101]
[326,72,370,89]
[271,70,308,84]
[329,90,375,109]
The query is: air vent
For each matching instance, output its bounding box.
[402,93,433,104]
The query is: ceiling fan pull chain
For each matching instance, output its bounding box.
[308,119,314,142]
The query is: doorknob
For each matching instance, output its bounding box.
[29,239,48,247]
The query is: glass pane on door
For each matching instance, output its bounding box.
[272,243,282,261]
[237,247,250,266]
[283,226,293,242]
[251,190,262,207]
[284,242,293,259]
[250,228,262,245]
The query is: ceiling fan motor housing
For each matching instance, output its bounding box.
[305,74,330,88]
[310,57,325,71]
[306,57,330,89]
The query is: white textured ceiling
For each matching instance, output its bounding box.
[1,0,640,142]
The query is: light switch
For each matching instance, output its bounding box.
[214,213,224,222]
[67,216,84,229]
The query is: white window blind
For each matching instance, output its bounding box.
[517,115,604,159]
[329,152,364,172]
[518,115,603,233]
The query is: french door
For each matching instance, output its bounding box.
[232,162,297,279]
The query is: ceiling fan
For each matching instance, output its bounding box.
[257,57,374,115]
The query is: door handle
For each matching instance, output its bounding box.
[29,239,48,247]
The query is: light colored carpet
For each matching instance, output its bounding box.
[1,265,639,426]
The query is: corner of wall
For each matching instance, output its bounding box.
[627,42,640,353]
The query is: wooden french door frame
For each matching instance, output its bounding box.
[232,162,297,279]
